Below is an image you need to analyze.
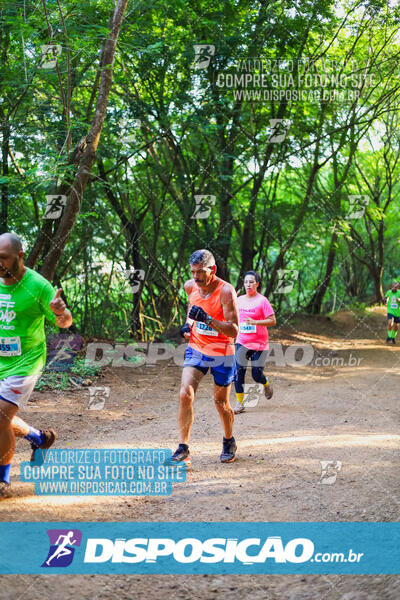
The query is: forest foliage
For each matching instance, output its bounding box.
[1,0,400,340]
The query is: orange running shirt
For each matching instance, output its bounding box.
[187,278,235,356]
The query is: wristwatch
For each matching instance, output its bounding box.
[205,315,213,326]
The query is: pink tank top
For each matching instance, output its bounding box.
[236,293,274,350]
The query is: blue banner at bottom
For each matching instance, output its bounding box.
[0,522,398,574]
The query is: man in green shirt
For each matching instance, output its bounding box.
[0,233,72,497]
[385,281,400,344]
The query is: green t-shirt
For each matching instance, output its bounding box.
[0,267,57,378]
[385,289,400,317]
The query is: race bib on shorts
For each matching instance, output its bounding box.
[239,323,257,333]
[0,336,21,356]
[196,322,218,336]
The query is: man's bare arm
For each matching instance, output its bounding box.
[55,309,73,328]
[49,288,73,328]
[181,280,194,339]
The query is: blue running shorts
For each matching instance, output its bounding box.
[183,346,237,387]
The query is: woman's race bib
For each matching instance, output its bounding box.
[239,322,257,333]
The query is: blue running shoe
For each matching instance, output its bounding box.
[30,429,56,462]
[170,443,191,467]
[220,436,237,463]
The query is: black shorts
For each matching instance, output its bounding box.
[387,313,400,323]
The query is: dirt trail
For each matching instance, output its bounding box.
[1,308,399,599]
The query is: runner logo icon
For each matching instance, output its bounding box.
[41,529,82,568]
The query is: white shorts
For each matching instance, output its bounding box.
[0,374,39,409]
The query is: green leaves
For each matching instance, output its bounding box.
[2,0,400,334]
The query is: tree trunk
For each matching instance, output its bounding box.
[306,231,338,314]
[265,157,321,297]
[98,158,143,336]
[1,122,9,233]
[126,222,143,337]
[37,0,129,281]
[375,219,384,303]
[372,268,383,304]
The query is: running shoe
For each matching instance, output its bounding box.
[233,400,245,414]
[264,382,273,399]
[220,437,237,463]
[0,481,11,499]
[386,337,391,343]
[170,444,191,467]
[392,338,396,345]
[30,429,56,462]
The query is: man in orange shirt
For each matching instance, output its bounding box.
[171,249,239,466]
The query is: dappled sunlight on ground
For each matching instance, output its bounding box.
[1,312,398,566]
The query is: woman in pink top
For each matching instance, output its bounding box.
[233,271,276,414]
